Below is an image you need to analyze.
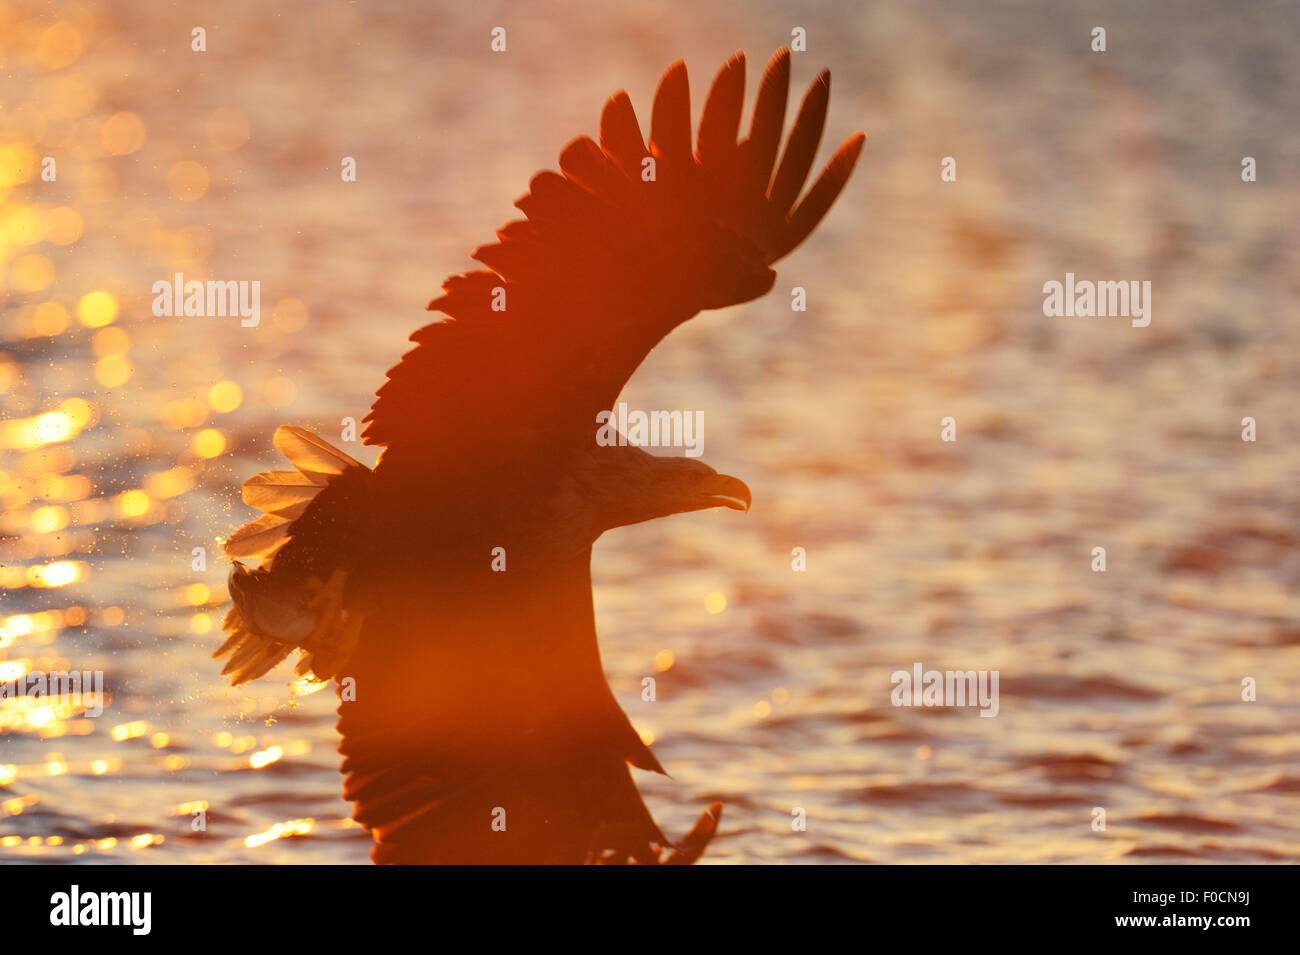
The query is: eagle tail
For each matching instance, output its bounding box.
[215,425,368,685]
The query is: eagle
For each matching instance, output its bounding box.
[214,48,865,864]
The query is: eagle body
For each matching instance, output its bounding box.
[216,49,865,864]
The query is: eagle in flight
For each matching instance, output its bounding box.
[215,48,864,864]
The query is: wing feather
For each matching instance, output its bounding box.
[696,53,746,166]
[649,60,692,170]
[769,70,830,215]
[741,48,791,196]
[598,91,649,179]
[776,130,867,261]
[363,48,865,467]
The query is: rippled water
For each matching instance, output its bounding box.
[2,0,1298,863]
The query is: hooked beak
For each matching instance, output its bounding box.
[699,472,751,512]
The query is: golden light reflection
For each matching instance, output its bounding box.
[94,353,132,386]
[208,380,242,413]
[5,204,45,243]
[184,583,211,605]
[194,428,225,458]
[4,410,74,448]
[76,290,117,327]
[92,326,129,356]
[44,755,69,775]
[31,505,70,533]
[110,720,149,742]
[2,795,39,816]
[0,697,103,733]
[0,614,37,645]
[0,661,29,682]
[705,592,727,614]
[116,489,150,518]
[145,466,195,499]
[24,560,83,588]
[0,144,39,187]
[249,745,283,769]
[244,818,313,848]
[290,677,327,696]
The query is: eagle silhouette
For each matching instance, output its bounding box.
[215,48,865,864]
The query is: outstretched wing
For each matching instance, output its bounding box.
[363,48,865,478]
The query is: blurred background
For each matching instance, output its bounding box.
[1,0,1297,863]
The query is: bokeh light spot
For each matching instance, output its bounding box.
[77,290,118,327]
[194,428,225,458]
[101,111,147,155]
[208,380,242,413]
[167,160,209,200]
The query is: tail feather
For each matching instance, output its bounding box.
[223,513,293,560]
[272,424,363,478]
[240,469,326,517]
[215,425,368,685]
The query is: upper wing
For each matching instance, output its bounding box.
[363,49,865,478]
